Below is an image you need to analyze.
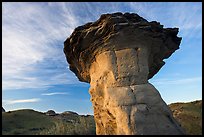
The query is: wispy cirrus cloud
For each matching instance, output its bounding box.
[150,76,202,86]
[2,2,202,91]
[128,2,202,38]
[3,2,122,90]
[3,98,41,105]
[41,92,69,96]
[2,2,82,90]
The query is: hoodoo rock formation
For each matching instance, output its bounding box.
[64,12,185,135]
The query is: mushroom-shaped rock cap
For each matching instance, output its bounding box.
[64,12,182,83]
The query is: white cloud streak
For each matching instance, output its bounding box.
[2,2,202,91]
[2,2,81,90]
[150,77,202,86]
[41,92,69,96]
[3,98,41,105]
[128,2,202,38]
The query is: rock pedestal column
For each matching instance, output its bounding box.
[64,12,185,135]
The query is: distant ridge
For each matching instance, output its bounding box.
[2,100,202,135]
[2,109,95,135]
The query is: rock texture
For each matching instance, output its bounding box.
[64,12,184,135]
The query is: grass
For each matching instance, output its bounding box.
[2,109,96,135]
[2,109,55,135]
[2,100,202,135]
[169,100,202,135]
[38,115,95,135]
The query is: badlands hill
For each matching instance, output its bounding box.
[2,100,202,135]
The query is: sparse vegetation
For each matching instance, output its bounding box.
[2,109,95,135]
[2,100,202,135]
[169,100,202,135]
[2,109,55,135]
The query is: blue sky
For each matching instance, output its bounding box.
[2,2,202,115]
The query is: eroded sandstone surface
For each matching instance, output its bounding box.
[64,12,185,135]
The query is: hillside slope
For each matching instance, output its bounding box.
[2,100,202,135]
[169,100,202,135]
[2,109,55,135]
[2,109,95,135]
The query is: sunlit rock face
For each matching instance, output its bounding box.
[64,12,185,135]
